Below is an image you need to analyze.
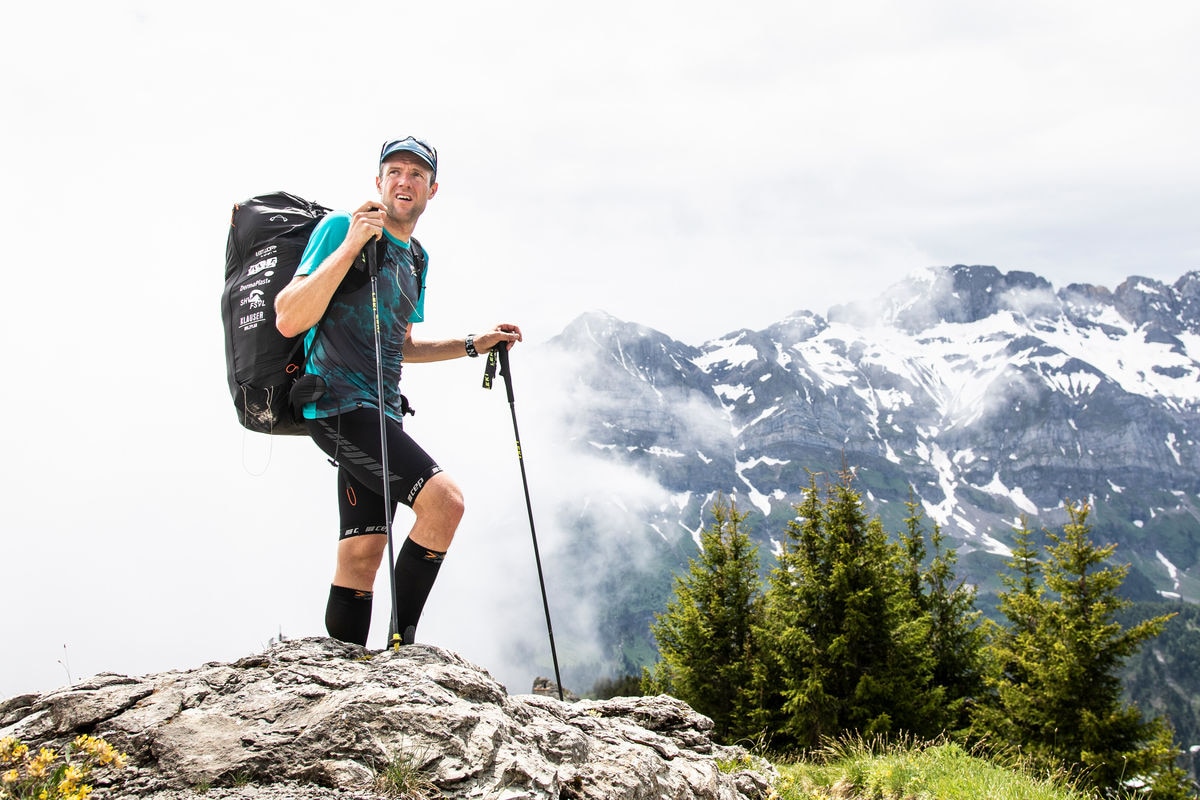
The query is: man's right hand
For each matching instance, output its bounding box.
[349,201,386,248]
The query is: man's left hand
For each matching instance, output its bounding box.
[473,323,523,352]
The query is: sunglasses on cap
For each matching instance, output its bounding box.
[379,137,438,179]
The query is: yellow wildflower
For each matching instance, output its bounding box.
[27,747,57,779]
[0,737,29,764]
[60,763,84,787]
[71,734,127,769]
[0,735,126,800]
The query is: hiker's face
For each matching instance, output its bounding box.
[376,154,437,226]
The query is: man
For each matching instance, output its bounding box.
[275,137,521,647]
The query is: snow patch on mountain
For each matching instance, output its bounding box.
[1158,551,1181,591]
[715,383,752,403]
[695,340,758,370]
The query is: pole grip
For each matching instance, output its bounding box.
[497,344,516,403]
[366,239,380,277]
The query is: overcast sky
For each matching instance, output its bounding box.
[2,0,1197,698]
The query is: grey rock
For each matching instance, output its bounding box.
[0,638,775,800]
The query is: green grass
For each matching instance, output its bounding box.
[770,736,1092,800]
[374,749,439,799]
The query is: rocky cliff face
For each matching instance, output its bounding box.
[545,266,1200,608]
[0,638,774,799]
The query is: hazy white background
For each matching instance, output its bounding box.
[2,0,1197,697]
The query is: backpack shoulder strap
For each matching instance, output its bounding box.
[410,236,427,299]
[323,237,424,305]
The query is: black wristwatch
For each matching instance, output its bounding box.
[465,334,479,358]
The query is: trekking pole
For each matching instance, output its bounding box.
[484,345,564,701]
[367,242,403,653]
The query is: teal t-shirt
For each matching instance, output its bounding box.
[294,211,427,421]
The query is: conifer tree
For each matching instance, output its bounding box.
[899,491,987,735]
[762,471,940,748]
[970,516,1052,751]
[974,503,1190,797]
[645,497,765,742]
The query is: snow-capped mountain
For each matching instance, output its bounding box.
[547,265,1200,604]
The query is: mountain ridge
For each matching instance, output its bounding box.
[545,265,1200,609]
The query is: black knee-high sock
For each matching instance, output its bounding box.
[391,537,445,645]
[326,585,373,646]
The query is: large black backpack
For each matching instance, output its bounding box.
[221,191,425,435]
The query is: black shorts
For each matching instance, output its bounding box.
[305,407,442,540]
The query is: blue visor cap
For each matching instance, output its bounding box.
[380,137,438,182]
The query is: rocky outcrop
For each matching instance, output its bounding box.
[0,638,774,799]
